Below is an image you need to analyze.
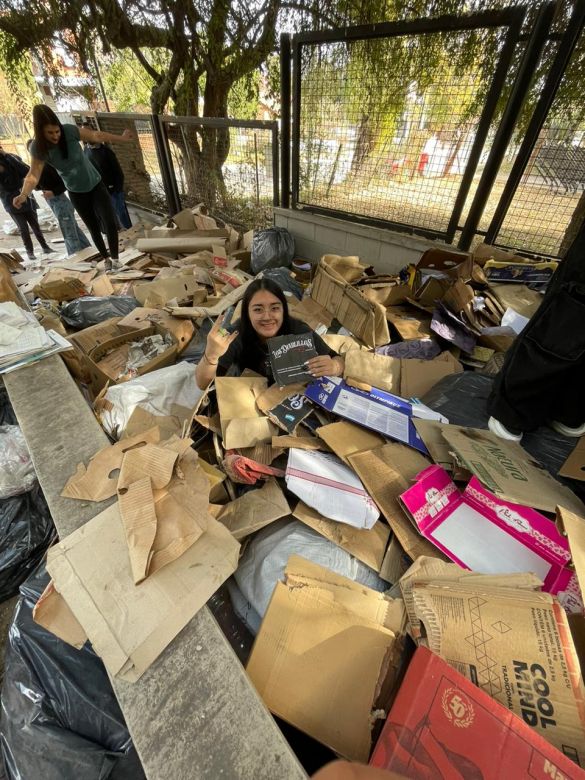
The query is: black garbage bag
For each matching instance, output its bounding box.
[0,486,55,603]
[0,387,16,426]
[261,267,304,300]
[422,372,585,499]
[1,563,146,780]
[60,297,139,329]
[251,227,294,274]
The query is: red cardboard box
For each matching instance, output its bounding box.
[370,647,585,778]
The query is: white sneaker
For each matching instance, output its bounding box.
[488,416,523,442]
[551,421,585,438]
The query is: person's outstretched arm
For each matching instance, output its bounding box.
[79,126,134,145]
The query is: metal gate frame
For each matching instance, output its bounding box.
[158,114,280,219]
[283,4,585,256]
[482,0,585,255]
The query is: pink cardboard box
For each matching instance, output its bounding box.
[400,464,582,613]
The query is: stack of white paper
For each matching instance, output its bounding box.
[0,301,72,373]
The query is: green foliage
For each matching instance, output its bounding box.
[228,71,260,120]
[0,31,38,123]
[103,49,169,112]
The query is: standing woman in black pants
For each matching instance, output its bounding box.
[13,105,133,269]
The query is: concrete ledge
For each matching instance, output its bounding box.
[4,356,305,780]
[274,207,462,273]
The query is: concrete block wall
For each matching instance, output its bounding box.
[274,207,465,274]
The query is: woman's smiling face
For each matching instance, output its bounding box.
[248,289,284,340]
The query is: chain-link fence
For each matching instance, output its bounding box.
[287,3,585,258]
[160,116,278,230]
[490,29,585,257]
[291,10,525,243]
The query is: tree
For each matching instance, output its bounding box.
[0,0,336,205]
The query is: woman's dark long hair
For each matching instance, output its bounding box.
[32,105,68,158]
[239,278,291,355]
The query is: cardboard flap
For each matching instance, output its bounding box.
[33,580,88,649]
[118,476,158,584]
[118,444,178,490]
[246,555,404,762]
[400,352,462,399]
[315,421,385,465]
[216,376,277,449]
[344,350,401,394]
[217,478,290,540]
[441,425,585,515]
[292,500,390,572]
[348,442,438,561]
[61,428,162,501]
[46,502,240,682]
[557,506,585,596]
[560,437,585,482]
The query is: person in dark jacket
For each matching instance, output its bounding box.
[0,144,53,261]
[488,220,585,441]
[26,140,90,256]
[82,124,131,230]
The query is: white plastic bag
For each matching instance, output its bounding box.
[3,220,18,236]
[0,425,37,498]
[96,361,203,439]
[231,518,387,634]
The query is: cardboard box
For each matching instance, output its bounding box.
[371,646,585,778]
[311,255,390,347]
[86,324,178,394]
[304,376,442,454]
[133,276,205,308]
[117,307,194,352]
[410,582,585,762]
[399,464,581,608]
[247,555,407,762]
[441,425,585,515]
[61,318,127,383]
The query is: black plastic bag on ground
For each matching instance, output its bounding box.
[421,372,585,499]
[0,388,16,426]
[1,563,145,780]
[251,227,294,274]
[0,486,55,604]
[60,296,139,329]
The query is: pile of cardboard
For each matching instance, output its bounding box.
[4,209,585,776]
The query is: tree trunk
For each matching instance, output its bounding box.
[560,189,585,256]
[350,114,375,176]
[165,74,233,210]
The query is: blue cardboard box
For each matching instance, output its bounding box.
[305,377,444,455]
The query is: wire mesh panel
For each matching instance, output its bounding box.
[162,117,277,231]
[491,30,585,257]
[92,113,169,213]
[293,16,521,239]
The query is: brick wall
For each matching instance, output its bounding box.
[95,115,165,213]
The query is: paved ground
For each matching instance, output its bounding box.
[0,196,161,259]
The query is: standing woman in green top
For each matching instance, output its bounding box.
[13,105,133,267]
